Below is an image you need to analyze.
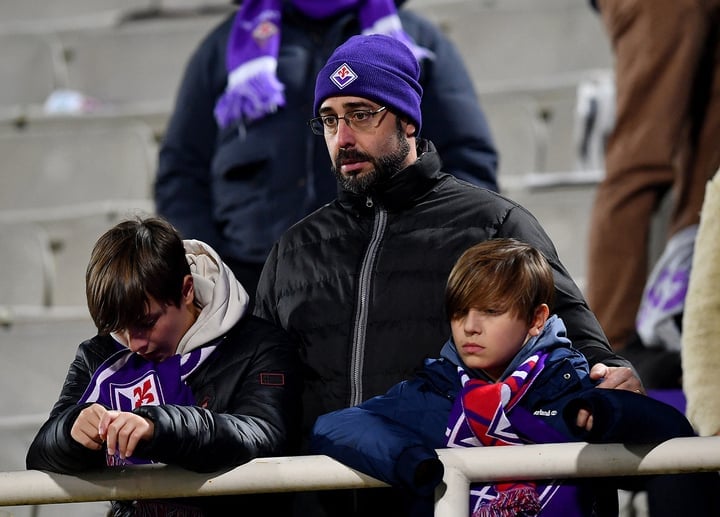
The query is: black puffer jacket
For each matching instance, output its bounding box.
[26,315,302,515]
[255,140,630,436]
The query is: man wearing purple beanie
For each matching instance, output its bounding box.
[156,1,499,309]
[255,34,643,515]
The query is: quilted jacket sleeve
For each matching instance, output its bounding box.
[310,379,444,496]
[562,388,696,443]
[253,242,282,326]
[26,338,116,473]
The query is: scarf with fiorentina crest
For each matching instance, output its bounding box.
[446,351,575,517]
[78,340,217,466]
[214,0,433,129]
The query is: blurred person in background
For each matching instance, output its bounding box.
[585,0,720,361]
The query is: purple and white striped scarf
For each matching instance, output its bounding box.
[214,0,433,128]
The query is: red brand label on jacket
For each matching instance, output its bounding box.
[259,372,285,386]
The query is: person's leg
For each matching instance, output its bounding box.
[671,6,720,235]
[586,0,708,350]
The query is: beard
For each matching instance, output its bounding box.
[332,128,411,196]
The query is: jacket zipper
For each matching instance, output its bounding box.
[349,197,387,407]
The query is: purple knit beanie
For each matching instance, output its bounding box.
[314,34,423,134]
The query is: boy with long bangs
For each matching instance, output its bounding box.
[311,238,719,516]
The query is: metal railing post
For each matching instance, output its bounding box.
[434,466,469,517]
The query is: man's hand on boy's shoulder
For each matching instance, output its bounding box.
[570,364,645,435]
[590,363,645,394]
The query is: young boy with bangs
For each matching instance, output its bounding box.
[26,216,301,516]
[311,238,719,517]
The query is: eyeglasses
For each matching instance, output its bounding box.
[308,106,388,135]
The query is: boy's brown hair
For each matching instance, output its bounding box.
[445,238,555,325]
[85,216,190,335]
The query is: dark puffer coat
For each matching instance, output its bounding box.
[26,315,302,515]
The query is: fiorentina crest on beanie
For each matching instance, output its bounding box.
[313,34,423,135]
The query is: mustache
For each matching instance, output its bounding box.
[336,148,372,164]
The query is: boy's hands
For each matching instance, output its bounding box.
[576,407,594,431]
[71,403,155,459]
[71,403,107,450]
[99,410,155,460]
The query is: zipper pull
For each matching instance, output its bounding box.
[365,196,373,208]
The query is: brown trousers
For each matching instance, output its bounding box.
[587,0,720,350]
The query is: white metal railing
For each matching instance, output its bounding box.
[2,436,719,516]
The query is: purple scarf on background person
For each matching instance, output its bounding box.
[445,352,590,517]
[79,341,216,466]
[214,0,434,128]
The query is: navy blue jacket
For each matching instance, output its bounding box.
[155,2,498,265]
[311,316,697,513]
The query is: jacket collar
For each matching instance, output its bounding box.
[337,139,445,213]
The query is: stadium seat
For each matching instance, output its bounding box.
[0,221,54,307]
[0,32,60,110]
[56,13,225,114]
[0,117,157,211]
[0,0,153,32]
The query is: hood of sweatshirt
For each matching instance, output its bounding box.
[176,239,249,355]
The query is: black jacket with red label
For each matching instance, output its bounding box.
[26,315,302,514]
[255,139,629,436]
